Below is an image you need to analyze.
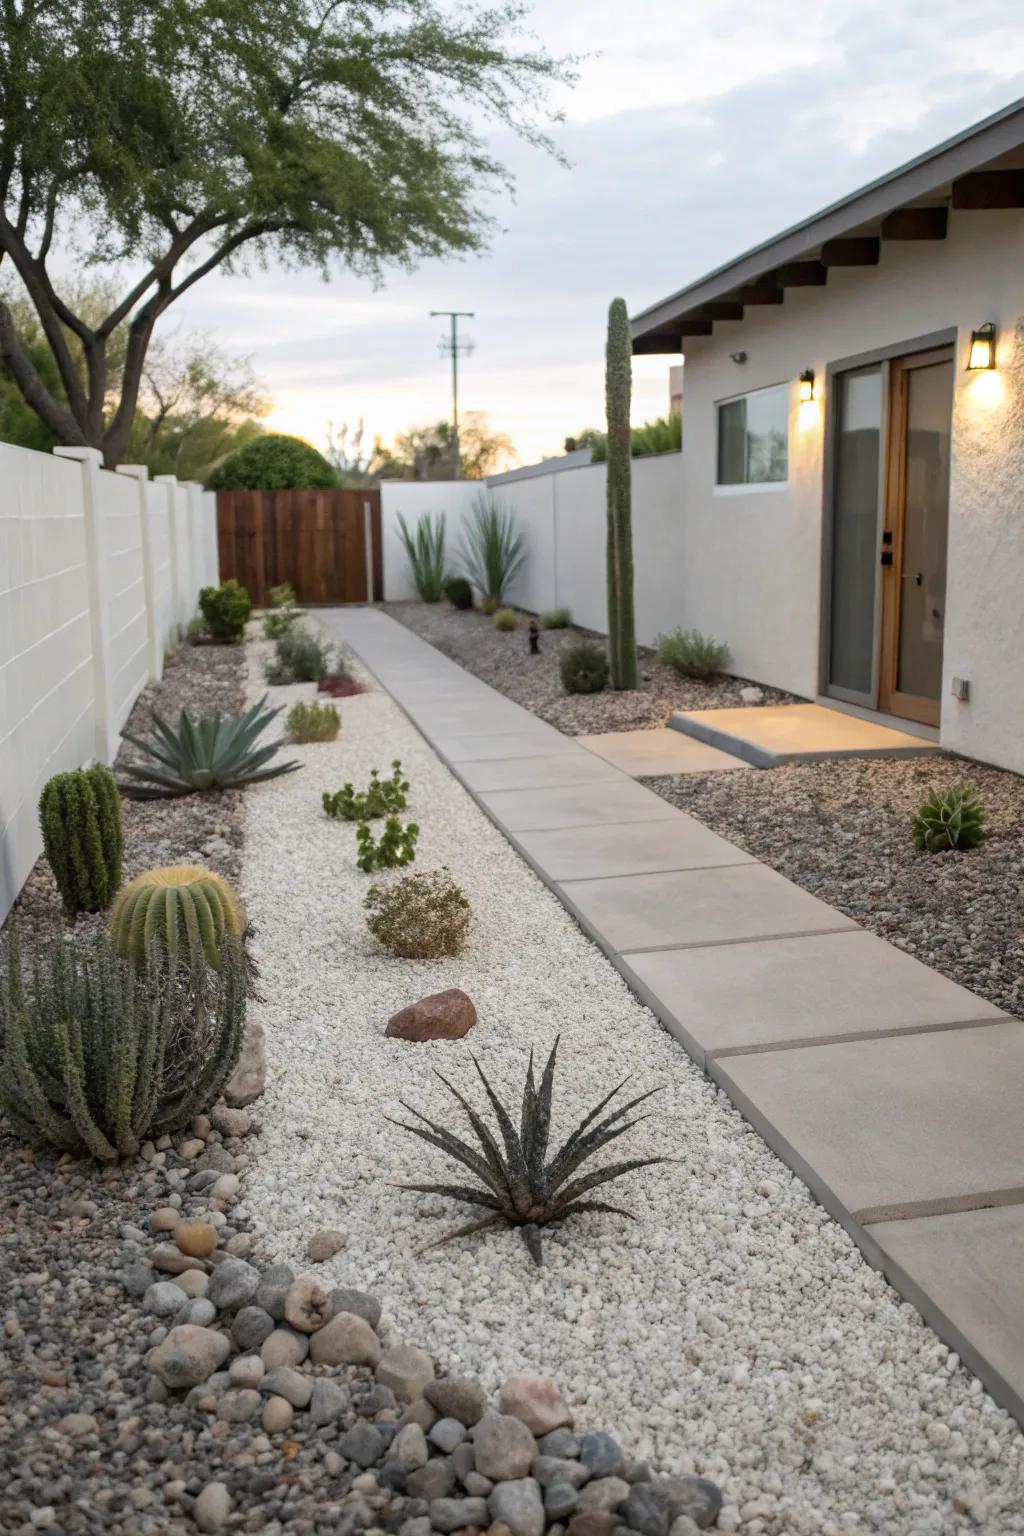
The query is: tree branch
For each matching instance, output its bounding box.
[0,295,86,445]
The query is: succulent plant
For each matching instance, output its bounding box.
[443,576,473,610]
[655,628,732,680]
[390,1039,664,1264]
[560,643,609,695]
[109,865,247,977]
[118,695,300,799]
[287,700,340,743]
[323,761,409,821]
[38,762,123,915]
[493,606,518,631]
[912,785,987,853]
[356,816,419,872]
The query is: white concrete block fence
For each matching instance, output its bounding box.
[0,442,219,925]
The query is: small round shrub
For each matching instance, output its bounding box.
[560,643,609,695]
[186,615,209,641]
[655,627,731,680]
[265,623,334,684]
[540,608,571,629]
[912,785,987,853]
[269,582,297,608]
[199,578,251,642]
[365,869,471,958]
[493,607,518,631]
[263,603,303,640]
[478,595,500,616]
[209,434,338,491]
[287,701,340,743]
[444,577,474,610]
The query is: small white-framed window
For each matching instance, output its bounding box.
[716,383,789,487]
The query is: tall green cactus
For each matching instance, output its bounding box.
[605,297,638,690]
[0,931,247,1161]
[39,763,123,914]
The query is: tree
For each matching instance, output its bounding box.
[372,413,515,480]
[208,433,338,490]
[605,298,637,690]
[325,420,375,487]
[0,2,573,465]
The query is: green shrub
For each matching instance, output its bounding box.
[912,785,987,853]
[443,576,473,610]
[365,869,471,958]
[540,607,571,629]
[287,700,341,743]
[323,761,409,821]
[356,816,419,873]
[493,606,518,631]
[458,492,525,605]
[655,628,732,680]
[589,412,682,462]
[397,512,447,602]
[560,643,609,695]
[186,615,209,641]
[120,696,300,799]
[198,579,251,642]
[39,764,123,916]
[479,595,500,616]
[264,624,334,684]
[208,434,338,491]
[0,932,246,1160]
[269,582,296,608]
[262,603,303,640]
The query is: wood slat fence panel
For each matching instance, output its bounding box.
[216,488,382,606]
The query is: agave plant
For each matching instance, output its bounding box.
[119,695,300,799]
[397,511,447,602]
[912,784,987,852]
[389,1039,664,1264]
[458,492,525,606]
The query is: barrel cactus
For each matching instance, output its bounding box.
[39,763,123,915]
[110,865,247,976]
[912,785,987,853]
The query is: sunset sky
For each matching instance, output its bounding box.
[173,1,1024,469]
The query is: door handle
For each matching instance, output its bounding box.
[902,571,923,585]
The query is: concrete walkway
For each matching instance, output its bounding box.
[672,700,941,766]
[324,607,1024,1425]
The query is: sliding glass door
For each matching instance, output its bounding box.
[826,364,884,704]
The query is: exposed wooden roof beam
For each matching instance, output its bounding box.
[679,319,714,336]
[631,332,684,354]
[701,301,744,320]
[881,206,948,240]
[739,280,784,305]
[821,237,880,266]
[952,169,1024,208]
[774,261,828,287]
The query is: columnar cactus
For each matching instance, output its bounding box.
[605,297,638,690]
[109,865,247,976]
[39,763,123,915]
[912,785,987,852]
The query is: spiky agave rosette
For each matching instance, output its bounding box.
[118,695,300,799]
[389,1038,665,1264]
[912,784,987,852]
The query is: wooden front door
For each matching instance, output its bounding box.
[878,347,954,726]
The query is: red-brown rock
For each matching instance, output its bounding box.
[385,989,477,1042]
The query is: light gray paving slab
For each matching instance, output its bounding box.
[478,780,682,832]
[577,726,749,776]
[413,704,541,738]
[456,752,627,793]
[558,864,855,953]
[433,732,578,762]
[620,930,1004,1067]
[514,817,756,881]
[713,1019,1024,1216]
[866,1204,1024,1422]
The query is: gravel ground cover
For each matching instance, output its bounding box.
[237,643,1024,1536]
[647,755,1024,1021]
[382,603,796,735]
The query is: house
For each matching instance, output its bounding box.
[631,97,1024,776]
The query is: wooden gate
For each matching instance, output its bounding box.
[216,488,383,606]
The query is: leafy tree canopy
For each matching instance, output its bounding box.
[208,432,338,490]
[372,412,515,480]
[0,1,573,464]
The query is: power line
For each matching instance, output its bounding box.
[430,310,474,478]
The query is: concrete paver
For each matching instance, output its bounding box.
[673,701,941,766]
[578,726,749,776]
[478,779,681,832]
[455,752,627,793]
[514,817,755,882]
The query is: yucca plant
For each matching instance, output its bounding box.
[118,696,300,799]
[0,932,246,1160]
[912,785,987,853]
[39,763,123,915]
[109,865,247,976]
[397,512,447,602]
[458,492,525,606]
[390,1039,664,1264]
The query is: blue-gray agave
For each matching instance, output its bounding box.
[119,695,299,799]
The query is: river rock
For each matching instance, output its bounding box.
[429,1497,489,1532]
[499,1375,572,1435]
[284,1275,334,1332]
[385,988,477,1042]
[489,1478,545,1536]
[310,1311,381,1368]
[224,1019,266,1106]
[306,1228,349,1262]
[206,1257,259,1311]
[662,1476,723,1530]
[260,1328,309,1369]
[376,1342,434,1402]
[473,1411,537,1481]
[329,1286,382,1330]
[621,1482,671,1536]
[149,1325,231,1389]
[424,1375,486,1426]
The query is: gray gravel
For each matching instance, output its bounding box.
[647,753,1024,1019]
[383,602,796,735]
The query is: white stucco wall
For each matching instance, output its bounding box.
[678,207,1024,771]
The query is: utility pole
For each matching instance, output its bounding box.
[431,310,474,478]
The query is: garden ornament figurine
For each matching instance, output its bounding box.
[528,619,541,655]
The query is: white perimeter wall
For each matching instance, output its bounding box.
[0,445,220,925]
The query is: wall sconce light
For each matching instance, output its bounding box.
[967,322,996,370]
[729,351,748,365]
[798,368,815,403]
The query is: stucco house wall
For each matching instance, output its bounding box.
[677,208,1024,772]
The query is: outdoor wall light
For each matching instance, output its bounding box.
[798,368,816,403]
[729,351,748,365]
[967,323,996,370]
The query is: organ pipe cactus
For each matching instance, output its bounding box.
[38,763,123,915]
[109,865,247,977]
[605,297,638,690]
[912,785,987,853]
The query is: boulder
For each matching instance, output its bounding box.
[499,1375,572,1436]
[224,1019,266,1106]
[385,988,477,1042]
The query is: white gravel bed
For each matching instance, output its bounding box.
[238,644,1024,1536]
